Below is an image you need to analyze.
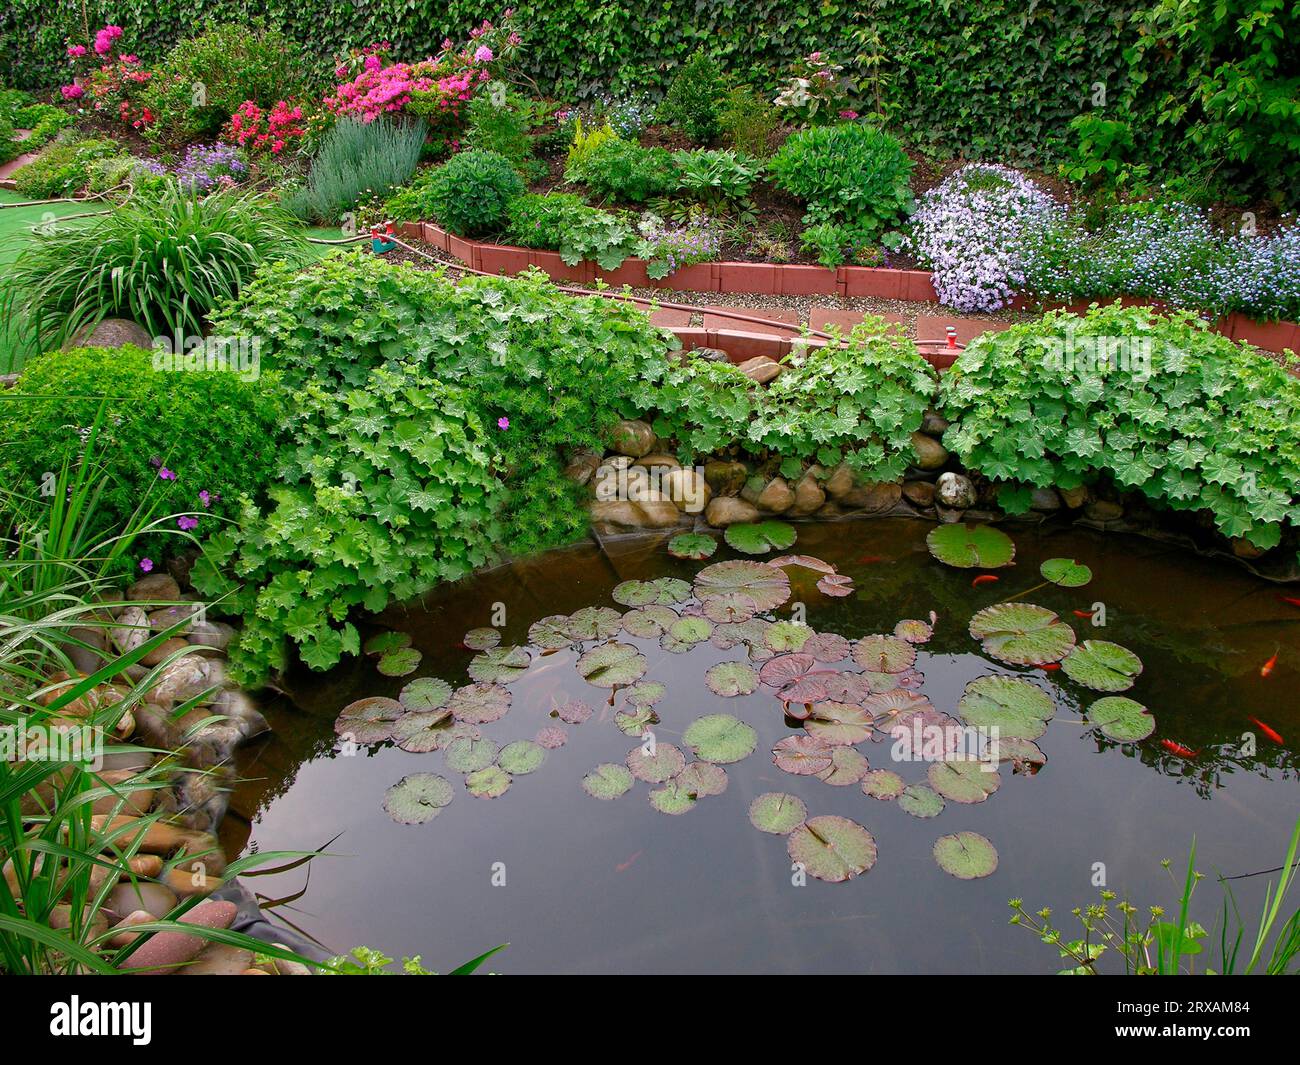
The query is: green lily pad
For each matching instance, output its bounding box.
[467,646,531,684]
[694,560,791,612]
[772,734,834,775]
[705,661,759,697]
[702,593,758,624]
[649,577,692,605]
[463,627,502,651]
[996,737,1047,773]
[861,769,905,800]
[969,602,1076,666]
[674,761,728,798]
[444,736,500,773]
[625,681,667,706]
[711,618,772,651]
[725,520,797,555]
[377,647,422,677]
[748,792,808,834]
[582,763,634,800]
[567,606,624,641]
[668,532,718,560]
[926,523,1016,568]
[392,709,454,752]
[466,765,512,799]
[898,783,945,819]
[928,758,1001,804]
[448,683,512,724]
[852,634,918,674]
[577,643,647,687]
[804,701,874,746]
[933,831,999,879]
[535,726,568,749]
[1061,640,1143,692]
[957,675,1055,740]
[335,697,403,743]
[364,630,411,655]
[787,815,878,883]
[648,781,697,815]
[768,554,836,574]
[817,745,870,786]
[621,604,679,638]
[626,742,686,783]
[1087,696,1156,742]
[662,616,713,651]
[682,713,757,764]
[615,706,660,735]
[383,773,453,824]
[498,740,546,775]
[398,677,452,712]
[1040,557,1092,588]
[765,620,812,652]
[527,615,573,649]
[613,580,661,607]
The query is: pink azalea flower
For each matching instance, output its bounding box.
[474,45,494,63]
[61,84,84,100]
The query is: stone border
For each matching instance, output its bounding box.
[398,220,1300,357]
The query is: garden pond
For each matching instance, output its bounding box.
[223,520,1300,973]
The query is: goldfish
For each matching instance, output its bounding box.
[1039,663,1061,671]
[1072,609,1095,618]
[1161,739,1198,758]
[1261,651,1278,678]
[615,851,642,873]
[972,574,999,587]
[1277,596,1300,608]
[858,555,885,564]
[1249,717,1284,744]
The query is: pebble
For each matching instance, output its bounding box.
[116,898,236,974]
[936,472,977,509]
[737,356,784,384]
[610,419,656,458]
[704,496,760,526]
[127,574,181,602]
[903,480,936,507]
[754,476,796,513]
[909,431,949,471]
[1084,499,1124,522]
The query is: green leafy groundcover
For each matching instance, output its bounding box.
[940,304,1300,553]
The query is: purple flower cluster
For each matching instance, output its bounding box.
[903,164,1062,313]
[637,212,722,276]
[174,143,247,193]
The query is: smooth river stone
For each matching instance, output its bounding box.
[116,898,236,974]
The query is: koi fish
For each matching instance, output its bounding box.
[1072,609,1095,618]
[1038,663,1061,671]
[615,851,642,873]
[1261,651,1278,678]
[972,574,999,587]
[1161,739,1198,758]
[1277,596,1300,608]
[1249,717,1284,744]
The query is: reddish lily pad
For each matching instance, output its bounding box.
[933,831,999,879]
[392,709,454,752]
[804,701,874,746]
[694,560,791,612]
[552,697,594,724]
[768,554,836,574]
[748,791,808,834]
[772,734,834,775]
[621,605,679,638]
[675,761,729,798]
[528,615,573,649]
[928,758,1001,804]
[787,816,878,883]
[817,745,870,786]
[448,683,512,724]
[817,574,856,597]
[626,742,686,783]
[705,661,759,697]
[802,631,851,662]
[702,593,758,624]
[535,726,568,749]
[852,635,918,674]
[567,606,624,641]
[894,618,934,644]
[335,697,403,743]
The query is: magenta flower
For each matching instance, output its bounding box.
[67,44,86,57]
[158,467,176,481]
[139,558,154,573]
[474,45,494,63]
[199,489,212,508]
[61,84,85,100]
[177,515,198,531]
[497,416,510,430]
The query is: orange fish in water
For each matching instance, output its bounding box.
[1161,739,1198,758]
[1277,596,1300,608]
[1249,717,1284,744]
[615,851,642,873]
[1072,609,1095,618]
[971,574,999,587]
[1261,651,1279,678]
[1039,662,1061,671]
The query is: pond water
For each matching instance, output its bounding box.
[224,520,1300,974]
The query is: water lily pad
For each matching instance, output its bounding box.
[463,627,502,651]
[392,709,454,752]
[613,579,661,607]
[933,831,999,879]
[567,606,623,641]
[448,683,512,724]
[711,618,771,650]
[694,560,791,612]
[466,766,512,799]
[898,783,945,819]
[662,617,713,651]
[364,631,410,655]
[577,643,647,687]
[702,593,758,624]
[552,698,594,724]
[804,701,874,746]
[894,618,934,644]
[627,742,686,783]
[467,646,531,684]
[852,635,918,674]
[398,677,452,711]
[725,520,797,555]
[861,768,905,800]
[1061,640,1142,692]
[759,652,817,691]
[1040,557,1092,588]
[528,615,573,649]
[969,602,1076,666]
[768,554,836,574]
[996,737,1046,773]
[705,661,759,697]
[957,675,1055,740]
[823,672,886,704]
[648,781,697,815]
[928,758,1001,804]
[683,713,757,764]
[1087,696,1156,742]
[765,620,812,652]
[817,574,855,597]
[772,734,833,775]
[335,697,403,743]
[649,577,692,605]
[817,745,870,786]
[625,681,667,706]
[383,773,453,824]
[582,763,634,800]
[802,632,851,662]
[444,736,500,773]
[787,816,878,883]
[668,532,718,560]
[748,792,807,834]
[675,761,728,797]
[498,740,546,775]
[535,726,567,749]
[926,523,1016,568]
[377,647,422,677]
[615,706,660,735]
[621,604,679,638]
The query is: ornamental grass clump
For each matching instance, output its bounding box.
[903,163,1063,313]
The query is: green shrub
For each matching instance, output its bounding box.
[939,304,1300,550]
[565,117,619,172]
[505,192,637,268]
[0,344,285,563]
[800,221,878,268]
[565,138,677,203]
[769,122,914,235]
[205,253,672,680]
[673,148,761,215]
[718,86,779,157]
[8,102,72,155]
[11,138,120,198]
[421,149,525,237]
[3,183,309,349]
[658,50,727,143]
[282,115,425,225]
[463,91,541,177]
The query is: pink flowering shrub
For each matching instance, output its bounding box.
[224,100,307,155]
[773,51,853,124]
[62,25,153,130]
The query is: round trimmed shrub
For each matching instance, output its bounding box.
[425,149,526,237]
